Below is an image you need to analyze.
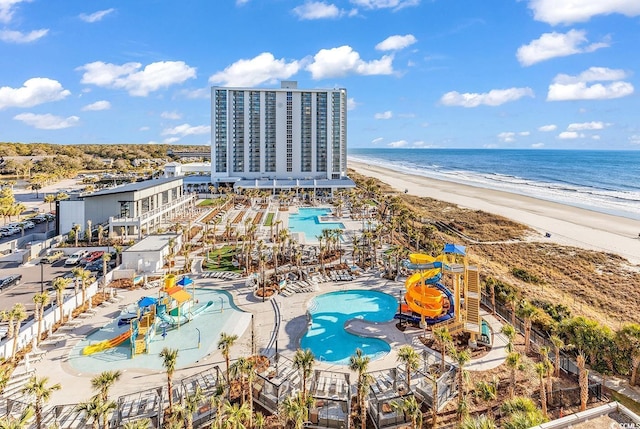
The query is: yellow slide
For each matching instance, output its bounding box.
[404,254,446,318]
[82,331,131,355]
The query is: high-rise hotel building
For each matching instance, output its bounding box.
[211,81,354,192]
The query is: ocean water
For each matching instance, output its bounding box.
[349,149,640,221]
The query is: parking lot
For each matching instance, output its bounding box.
[0,256,103,316]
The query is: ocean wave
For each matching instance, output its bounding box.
[349,154,640,220]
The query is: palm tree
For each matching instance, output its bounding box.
[500,396,547,429]
[577,352,588,411]
[86,219,93,243]
[32,292,50,345]
[76,395,116,429]
[10,303,27,361]
[501,323,517,353]
[390,396,422,429]
[101,253,112,297]
[218,332,238,392]
[44,194,56,212]
[222,401,251,429]
[349,348,371,429]
[539,345,554,404]
[293,348,315,398]
[517,302,537,354]
[0,406,34,429]
[77,268,93,307]
[450,347,471,424]
[460,414,497,429]
[505,292,519,327]
[208,385,226,429]
[549,335,566,378]
[183,386,205,429]
[279,393,313,429]
[22,375,61,429]
[72,223,81,247]
[474,377,498,417]
[52,277,71,322]
[433,326,453,373]
[617,323,640,386]
[396,345,419,391]
[123,419,151,429]
[97,224,104,245]
[534,362,548,419]
[506,352,523,399]
[159,347,179,409]
[91,370,121,403]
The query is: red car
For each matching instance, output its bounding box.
[81,250,105,265]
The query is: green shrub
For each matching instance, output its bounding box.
[511,267,543,284]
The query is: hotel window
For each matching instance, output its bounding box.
[232,91,245,173]
[301,92,312,172]
[265,91,276,172]
[286,91,293,172]
[214,90,228,173]
[249,91,261,172]
[316,92,327,172]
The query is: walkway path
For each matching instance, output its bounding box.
[467,310,509,371]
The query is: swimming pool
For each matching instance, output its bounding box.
[288,208,345,242]
[300,290,397,365]
[68,289,249,373]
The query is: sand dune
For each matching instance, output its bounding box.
[349,161,640,265]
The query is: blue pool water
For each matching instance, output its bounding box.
[288,208,345,242]
[68,289,247,373]
[300,290,397,365]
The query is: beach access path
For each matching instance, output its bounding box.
[349,161,640,265]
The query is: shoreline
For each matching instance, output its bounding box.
[349,161,640,265]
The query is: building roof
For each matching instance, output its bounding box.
[233,178,356,189]
[84,177,183,198]
[124,234,178,253]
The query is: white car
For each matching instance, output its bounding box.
[65,251,87,266]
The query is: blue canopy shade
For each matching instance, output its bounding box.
[444,243,466,256]
[138,296,158,308]
[177,276,193,286]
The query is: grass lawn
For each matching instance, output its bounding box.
[264,212,275,226]
[203,245,242,272]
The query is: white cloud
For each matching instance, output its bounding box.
[82,100,111,111]
[306,45,393,79]
[371,137,384,144]
[498,132,516,143]
[236,0,250,5]
[531,143,545,148]
[78,60,196,96]
[293,2,342,20]
[375,34,417,51]
[209,52,299,87]
[161,123,211,136]
[0,77,70,109]
[13,113,80,129]
[0,0,29,24]
[528,0,640,25]
[347,97,357,110]
[516,29,609,66]
[374,111,392,119]
[79,8,115,23]
[161,111,182,120]
[0,28,48,43]
[180,87,210,99]
[139,126,150,131]
[440,87,534,107]
[592,135,600,140]
[163,137,180,144]
[558,131,584,139]
[519,131,530,136]
[547,67,634,101]
[538,124,557,132]
[388,140,408,148]
[567,121,608,131]
[629,135,640,145]
[350,0,420,11]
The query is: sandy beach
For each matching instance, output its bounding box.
[349,161,640,265]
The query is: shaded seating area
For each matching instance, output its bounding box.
[253,354,301,414]
[177,366,224,427]
[367,368,413,429]
[412,350,457,412]
[308,370,351,428]
[113,387,164,428]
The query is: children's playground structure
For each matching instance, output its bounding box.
[394,243,484,344]
[82,274,213,357]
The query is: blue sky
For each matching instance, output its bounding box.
[1,0,639,150]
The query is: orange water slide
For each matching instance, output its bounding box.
[405,273,444,318]
[82,330,131,355]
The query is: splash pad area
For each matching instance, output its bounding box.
[67,288,249,373]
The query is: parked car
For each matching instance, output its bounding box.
[80,250,104,265]
[31,214,46,223]
[41,250,65,264]
[65,250,88,266]
[0,274,22,290]
[85,259,116,273]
